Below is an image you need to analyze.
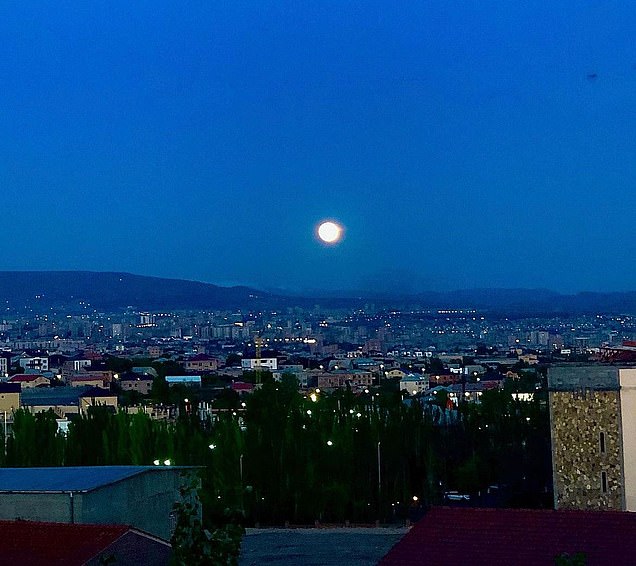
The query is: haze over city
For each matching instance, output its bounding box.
[3,1,636,294]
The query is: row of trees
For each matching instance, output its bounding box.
[0,376,552,525]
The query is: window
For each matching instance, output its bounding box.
[602,471,608,494]
[600,432,606,454]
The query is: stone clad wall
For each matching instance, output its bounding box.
[550,390,624,510]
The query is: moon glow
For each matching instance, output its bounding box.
[317,221,343,244]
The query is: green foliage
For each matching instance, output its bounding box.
[555,552,587,566]
[103,356,133,374]
[6,410,64,467]
[0,379,552,525]
[241,370,273,384]
[225,353,242,367]
[171,476,244,566]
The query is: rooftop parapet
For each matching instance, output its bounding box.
[548,365,619,392]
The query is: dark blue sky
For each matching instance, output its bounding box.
[2,1,636,293]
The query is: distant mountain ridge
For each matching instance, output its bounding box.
[0,271,270,311]
[0,271,635,313]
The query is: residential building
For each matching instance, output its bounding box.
[120,373,154,395]
[18,356,49,372]
[66,375,105,388]
[63,359,92,374]
[8,374,49,388]
[21,386,117,418]
[0,383,20,413]
[183,354,219,372]
[165,375,201,387]
[386,369,406,379]
[147,345,163,357]
[429,374,462,387]
[0,354,10,377]
[132,367,158,379]
[317,370,374,390]
[448,381,500,404]
[399,374,429,395]
[241,358,278,371]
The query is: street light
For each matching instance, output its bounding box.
[209,444,216,450]
[377,441,381,496]
[327,440,333,446]
[376,441,383,522]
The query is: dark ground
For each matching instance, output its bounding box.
[239,527,408,566]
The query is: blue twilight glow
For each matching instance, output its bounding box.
[1,2,636,293]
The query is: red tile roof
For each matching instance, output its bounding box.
[9,374,44,382]
[232,381,255,391]
[0,520,129,565]
[186,354,217,361]
[380,507,636,566]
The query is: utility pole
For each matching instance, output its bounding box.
[255,333,263,385]
[377,441,382,520]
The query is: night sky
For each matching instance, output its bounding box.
[2,1,636,294]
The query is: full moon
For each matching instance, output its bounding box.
[317,221,342,244]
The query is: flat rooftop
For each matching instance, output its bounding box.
[0,466,191,493]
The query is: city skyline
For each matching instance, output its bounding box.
[2,2,636,293]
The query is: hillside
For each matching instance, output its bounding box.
[0,271,269,311]
[0,271,635,314]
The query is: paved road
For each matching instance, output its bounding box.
[239,527,407,566]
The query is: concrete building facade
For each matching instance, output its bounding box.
[0,466,197,540]
[548,365,627,510]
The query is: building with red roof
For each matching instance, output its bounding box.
[0,520,170,565]
[8,373,49,388]
[232,381,255,393]
[380,506,636,565]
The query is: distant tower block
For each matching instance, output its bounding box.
[548,365,636,511]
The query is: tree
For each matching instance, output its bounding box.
[225,353,242,367]
[171,476,244,566]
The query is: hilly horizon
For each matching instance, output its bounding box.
[0,271,636,314]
